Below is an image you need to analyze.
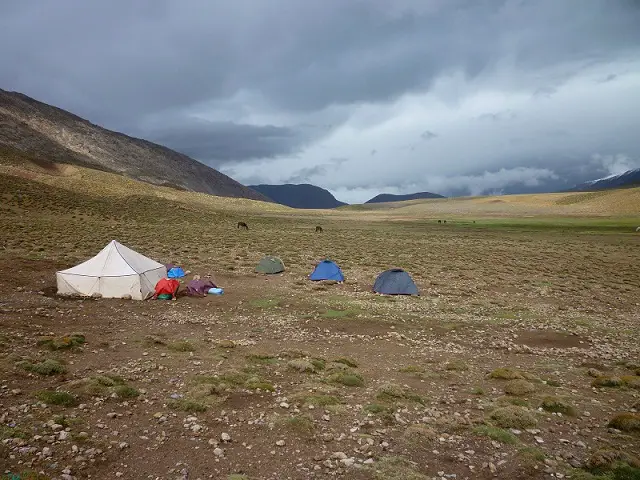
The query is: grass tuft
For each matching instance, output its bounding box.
[375,383,425,405]
[402,424,436,444]
[445,360,468,371]
[364,403,392,415]
[17,358,66,376]
[294,393,341,407]
[504,379,536,396]
[333,357,359,368]
[540,396,578,416]
[245,353,278,365]
[35,390,78,407]
[608,413,640,432]
[37,333,85,351]
[168,340,196,352]
[488,368,525,380]
[168,399,207,413]
[368,456,428,480]
[287,359,317,373]
[326,369,364,387]
[489,406,537,429]
[113,385,140,398]
[592,376,624,388]
[279,415,315,435]
[473,425,518,444]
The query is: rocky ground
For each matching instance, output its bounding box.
[0,179,639,479]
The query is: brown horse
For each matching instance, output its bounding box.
[315,226,323,233]
[237,222,248,230]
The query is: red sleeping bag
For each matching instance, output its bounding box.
[154,278,179,296]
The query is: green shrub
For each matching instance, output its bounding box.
[168,399,207,413]
[327,370,364,387]
[608,413,640,432]
[37,334,85,351]
[17,359,66,376]
[474,425,519,444]
[504,379,535,396]
[35,390,78,407]
[489,406,537,429]
[168,340,196,352]
[333,357,358,368]
[540,396,578,416]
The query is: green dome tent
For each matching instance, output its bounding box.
[255,256,285,274]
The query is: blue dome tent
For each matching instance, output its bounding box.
[309,259,344,282]
[167,266,186,279]
[373,268,419,295]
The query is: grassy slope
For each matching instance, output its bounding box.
[1,156,639,231]
[341,189,640,218]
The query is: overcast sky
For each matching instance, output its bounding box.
[2,0,640,202]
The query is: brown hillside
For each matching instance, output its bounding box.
[0,88,270,201]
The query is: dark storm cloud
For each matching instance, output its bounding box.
[284,157,348,183]
[136,118,306,165]
[1,0,640,195]
[2,1,639,120]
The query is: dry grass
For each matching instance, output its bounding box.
[504,379,536,396]
[608,413,640,432]
[17,358,66,376]
[489,406,538,429]
[1,161,639,480]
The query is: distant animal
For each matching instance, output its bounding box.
[438,220,441,224]
[443,220,447,224]
[237,221,248,230]
[636,226,640,232]
[316,226,323,233]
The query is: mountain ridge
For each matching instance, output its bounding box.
[249,183,347,209]
[0,88,269,202]
[570,168,640,192]
[365,191,445,204]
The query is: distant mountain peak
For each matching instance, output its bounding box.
[248,183,347,209]
[365,191,445,204]
[571,168,640,191]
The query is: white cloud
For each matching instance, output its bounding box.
[225,60,640,201]
[592,153,640,177]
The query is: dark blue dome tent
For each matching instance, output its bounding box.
[309,259,344,282]
[373,268,419,295]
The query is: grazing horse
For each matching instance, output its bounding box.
[438,220,441,224]
[237,221,249,230]
[443,220,447,224]
[316,226,323,233]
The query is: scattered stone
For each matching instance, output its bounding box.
[276,440,286,447]
[340,458,355,467]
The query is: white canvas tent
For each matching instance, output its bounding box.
[56,240,166,300]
